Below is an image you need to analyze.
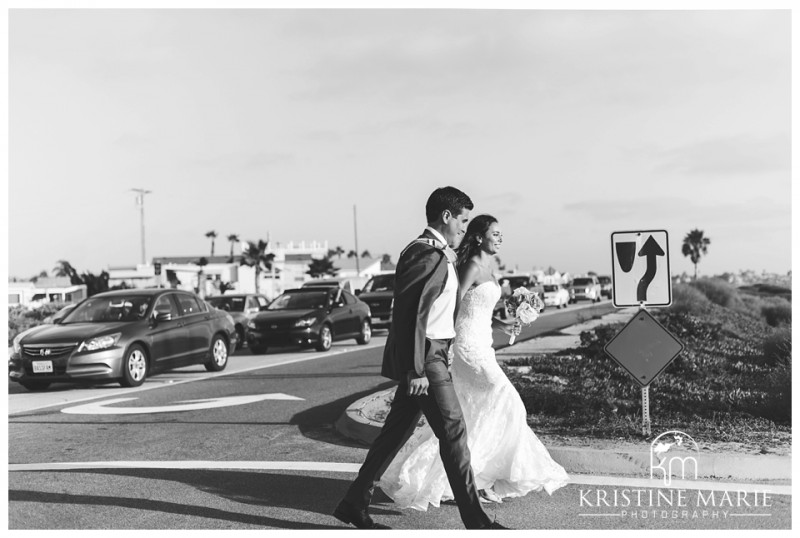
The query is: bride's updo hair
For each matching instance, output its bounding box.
[456,214,498,271]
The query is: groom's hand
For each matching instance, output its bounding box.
[407,374,429,396]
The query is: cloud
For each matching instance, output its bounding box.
[653,134,790,177]
[351,117,478,138]
[193,151,295,172]
[564,197,789,226]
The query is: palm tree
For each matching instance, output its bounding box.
[347,250,357,259]
[52,260,82,285]
[682,229,711,280]
[239,240,275,294]
[206,230,218,257]
[361,250,371,259]
[193,257,209,297]
[227,233,239,262]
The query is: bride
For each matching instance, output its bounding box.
[378,214,569,509]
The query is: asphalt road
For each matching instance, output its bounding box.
[7,300,791,530]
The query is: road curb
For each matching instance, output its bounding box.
[335,389,792,482]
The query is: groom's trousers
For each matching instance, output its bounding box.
[342,338,490,529]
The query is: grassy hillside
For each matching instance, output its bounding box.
[505,278,791,446]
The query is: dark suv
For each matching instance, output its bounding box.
[357,273,395,329]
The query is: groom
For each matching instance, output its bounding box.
[333,186,505,530]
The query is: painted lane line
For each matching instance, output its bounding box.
[9,461,361,473]
[61,393,304,415]
[9,339,385,416]
[6,462,791,496]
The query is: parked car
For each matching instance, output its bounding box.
[493,274,546,318]
[568,276,602,303]
[8,289,237,391]
[206,293,270,349]
[542,284,570,309]
[358,273,395,329]
[302,277,367,295]
[246,287,371,354]
[597,275,613,299]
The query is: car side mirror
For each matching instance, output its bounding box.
[355,289,361,296]
[155,311,172,322]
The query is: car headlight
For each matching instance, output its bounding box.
[294,316,316,328]
[247,320,257,330]
[12,327,37,354]
[77,333,121,353]
[12,333,24,354]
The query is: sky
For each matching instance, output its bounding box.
[4,3,793,281]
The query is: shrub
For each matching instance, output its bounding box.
[7,303,68,346]
[691,278,745,310]
[670,283,710,315]
[763,326,791,366]
[761,299,792,327]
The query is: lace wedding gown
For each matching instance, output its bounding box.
[377,281,569,510]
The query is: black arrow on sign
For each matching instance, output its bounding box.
[636,235,665,302]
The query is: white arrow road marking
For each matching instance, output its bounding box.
[61,393,304,415]
[5,463,791,496]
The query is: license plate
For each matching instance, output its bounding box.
[32,361,53,373]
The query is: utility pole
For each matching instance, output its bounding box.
[131,188,152,265]
[353,205,360,275]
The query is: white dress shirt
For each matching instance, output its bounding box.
[424,227,457,340]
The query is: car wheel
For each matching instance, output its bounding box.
[235,325,245,350]
[120,344,148,387]
[205,334,229,372]
[316,324,333,352]
[19,380,51,391]
[356,319,372,345]
[250,342,268,354]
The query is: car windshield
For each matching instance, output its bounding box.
[62,295,152,323]
[304,281,339,288]
[598,277,611,284]
[543,285,559,292]
[362,274,395,293]
[268,291,328,310]
[572,278,593,286]
[207,296,245,312]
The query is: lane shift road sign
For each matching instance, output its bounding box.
[604,309,684,387]
[611,230,672,307]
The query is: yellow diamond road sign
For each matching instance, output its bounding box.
[604,309,684,387]
[611,230,672,307]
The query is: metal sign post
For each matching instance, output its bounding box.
[641,385,651,436]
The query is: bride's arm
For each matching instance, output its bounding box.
[457,260,480,300]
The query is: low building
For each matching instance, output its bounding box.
[105,239,333,300]
[8,277,88,308]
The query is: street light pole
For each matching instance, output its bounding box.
[131,188,152,265]
[353,205,360,275]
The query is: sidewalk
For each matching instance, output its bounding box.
[334,308,792,484]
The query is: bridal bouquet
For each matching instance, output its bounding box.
[504,287,543,344]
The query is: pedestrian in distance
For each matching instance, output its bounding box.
[333,186,509,530]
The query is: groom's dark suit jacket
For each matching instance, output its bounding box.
[381,229,461,382]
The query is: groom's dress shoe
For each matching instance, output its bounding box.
[333,501,391,529]
[481,519,512,529]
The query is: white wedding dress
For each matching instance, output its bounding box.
[377,281,569,510]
